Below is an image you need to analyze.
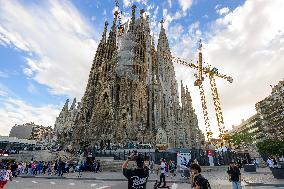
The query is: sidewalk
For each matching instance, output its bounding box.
[242,167,284,187]
[19,171,189,183]
[17,167,284,187]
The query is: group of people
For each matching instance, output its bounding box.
[122,152,245,189]
[267,156,284,168]
[0,159,70,177]
[122,152,210,189]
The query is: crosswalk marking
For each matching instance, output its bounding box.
[69,183,75,185]
[96,186,110,189]
[91,183,97,187]
[14,180,19,183]
[171,183,178,189]
[32,181,38,184]
[50,181,56,185]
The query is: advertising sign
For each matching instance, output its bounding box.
[177,152,191,167]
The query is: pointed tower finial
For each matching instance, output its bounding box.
[114,10,119,20]
[63,99,69,112]
[140,9,145,19]
[160,18,164,28]
[198,39,202,51]
[132,4,137,21]
[102,21,109,43]
[129,4,137,32]
[70,98,77,110]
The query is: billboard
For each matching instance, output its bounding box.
[177,152,191,167]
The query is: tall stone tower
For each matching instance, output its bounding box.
[57,6,204,150]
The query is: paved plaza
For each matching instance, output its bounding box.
[4,167,284,189]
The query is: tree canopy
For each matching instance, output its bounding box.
[256,139,284,156]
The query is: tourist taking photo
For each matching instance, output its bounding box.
[122,152,149,189]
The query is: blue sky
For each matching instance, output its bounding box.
[0,0,283,136]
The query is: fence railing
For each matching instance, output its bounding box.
[83,148,251,166]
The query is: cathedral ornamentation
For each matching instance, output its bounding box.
[54,6,204,150]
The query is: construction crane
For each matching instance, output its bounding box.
[160,40,233,140]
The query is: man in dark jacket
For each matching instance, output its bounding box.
[57,159,65,177]
[122,152,149,189]
[227,162,242,189]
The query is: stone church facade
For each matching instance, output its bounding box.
[54,7,204,150]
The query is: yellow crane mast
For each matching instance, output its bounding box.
[160,41,233,140]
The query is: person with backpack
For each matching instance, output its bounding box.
[227,162,242,189]
[190,163,211,189]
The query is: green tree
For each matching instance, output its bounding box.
[229,132,253,150]
[256,139,284,156]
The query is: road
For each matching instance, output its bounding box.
[5,177,284,189]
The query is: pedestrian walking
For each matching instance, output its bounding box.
[31,162,36,175]
[93,160,97,173]
[37,161,43,174]
[96,160,101,173]
[0,164,12,189]
[76,161,82,178]
[169,161,176,179]
[10,162,17,177]
[58,159,65,177]
[122,152,149,189]
[267,157,274,168]
[156,159,167,187]
[273,157,278,167]
[227,162,242,189]
[27,162,32,175]
[190,163,211,189]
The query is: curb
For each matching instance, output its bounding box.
[17,175,187,183]
[244,179,284,187]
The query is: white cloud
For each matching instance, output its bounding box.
[91,15,96,21]
[0,71,9,78]
[162,9,187,30]
[202,14,209,19]
[216,7,230,16]
[123,0,148,8]
[168,0,172,8]
[123,0,131,7]
[0,0,98,98]
[0,96,60,136]
[178,0,193,12]
[171,0,284,137]
[168,24,184,41]
[27,83,39,94]
[0,89,7,97]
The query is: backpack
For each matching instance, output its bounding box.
[195,174,211,189]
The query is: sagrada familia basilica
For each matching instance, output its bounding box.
[54,6,204,150]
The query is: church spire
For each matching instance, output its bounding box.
[62,99,69,114]
[185,86,192,102]
[70,98,77,111]
[105,11,118,59]
[93,21,108,68]
[181,80,186,108]
[129,4,137,32]
[157,18,170,54]
[102,21,109,43]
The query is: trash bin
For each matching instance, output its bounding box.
[244,164,256,172]
[271,168,284,179]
